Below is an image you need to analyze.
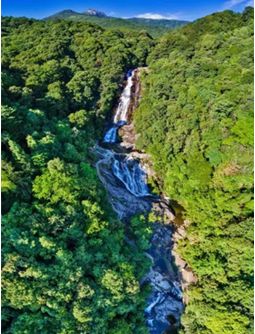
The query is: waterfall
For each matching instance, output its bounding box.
[113,70,134,123]
[103,70,135,143]
[103,120,127,143]
[103,126,118,143]
[112,157,150,197]
[95,69,183,334]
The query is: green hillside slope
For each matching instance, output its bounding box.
[1,6,254,334]
[2,17,154,334]
[134,7,254,334]
[44,9,189,37]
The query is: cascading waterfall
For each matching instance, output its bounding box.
[112,157,150,197]
[103,70,135,143]
[95,69,183,334]
[113,69,134,123]
[103,121,126,143]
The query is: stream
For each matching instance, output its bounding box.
[94,69,184,333]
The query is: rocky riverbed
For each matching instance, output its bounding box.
[94,68,196,333]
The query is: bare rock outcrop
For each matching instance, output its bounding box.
[172,221,197,302]
[119,123,137,150]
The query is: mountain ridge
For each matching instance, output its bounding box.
[44,9,189,37]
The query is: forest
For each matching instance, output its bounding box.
[2,17,154,333]
[134,7,254,334]
[2,6,254,334]
[44,9,188,38]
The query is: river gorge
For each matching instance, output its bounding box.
[94,69,184,334]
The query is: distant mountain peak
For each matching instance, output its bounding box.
[44,9,80,20]
[43,9,189,36]
[58,9,77,15]
[84,9,107,17]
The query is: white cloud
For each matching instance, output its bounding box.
[135,13,179,20]
[108,11,117,16]
[223,0,253,9]
[245,0,254,6]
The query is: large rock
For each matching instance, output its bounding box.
[181,268,197,285]
[173,226,187,241]
[152,201,176,223]
[119,123,137,150]
[146,270,171,291]
[172,251,187,270]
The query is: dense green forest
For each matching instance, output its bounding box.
[134,7,254,334]
[1,7,254,334]
[45,9,188,37]
[2,17,154,333]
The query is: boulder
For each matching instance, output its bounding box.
[181,268,197,285]
[172,251,187,270]
[119,123,137,149]
[146,270,171,292]
[152,201,176,223]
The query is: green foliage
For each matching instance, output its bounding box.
[2,17,152,334]
[1,160,17,192]
[2,7,254,334]
[45,10,188,38]
[134,8,254,334]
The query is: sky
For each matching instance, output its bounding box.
[2,0,254,21]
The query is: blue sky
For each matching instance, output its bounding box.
[2,0,253,21]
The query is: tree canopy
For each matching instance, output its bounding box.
[2,17,153,333]
[2,7,254,334]
[134,7,254,334]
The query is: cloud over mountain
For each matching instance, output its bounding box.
[136,12,179,20]
[223,0,253,9]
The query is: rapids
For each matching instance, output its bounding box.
[94,69,183,333]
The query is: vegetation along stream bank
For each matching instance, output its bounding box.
[2,6,254,334]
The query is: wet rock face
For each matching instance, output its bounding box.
[94,146,152,219]
[94,68,184,333]
[144,224,184,333]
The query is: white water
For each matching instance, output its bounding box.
[112,157,150,197]
[96,69,183,334]
[103,126,119,143]
[102,69,150,198]
[103,70,135,143]
[113,70,135,123]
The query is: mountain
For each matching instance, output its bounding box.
[84,8,107,17]
[44,9,189,37]
[127,17,188,29]
[44,9,81,19]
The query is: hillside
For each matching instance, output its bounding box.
[1,6,254,334]
[134,7,254,334]
[44,9,189,37]
[1,17,154,334]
